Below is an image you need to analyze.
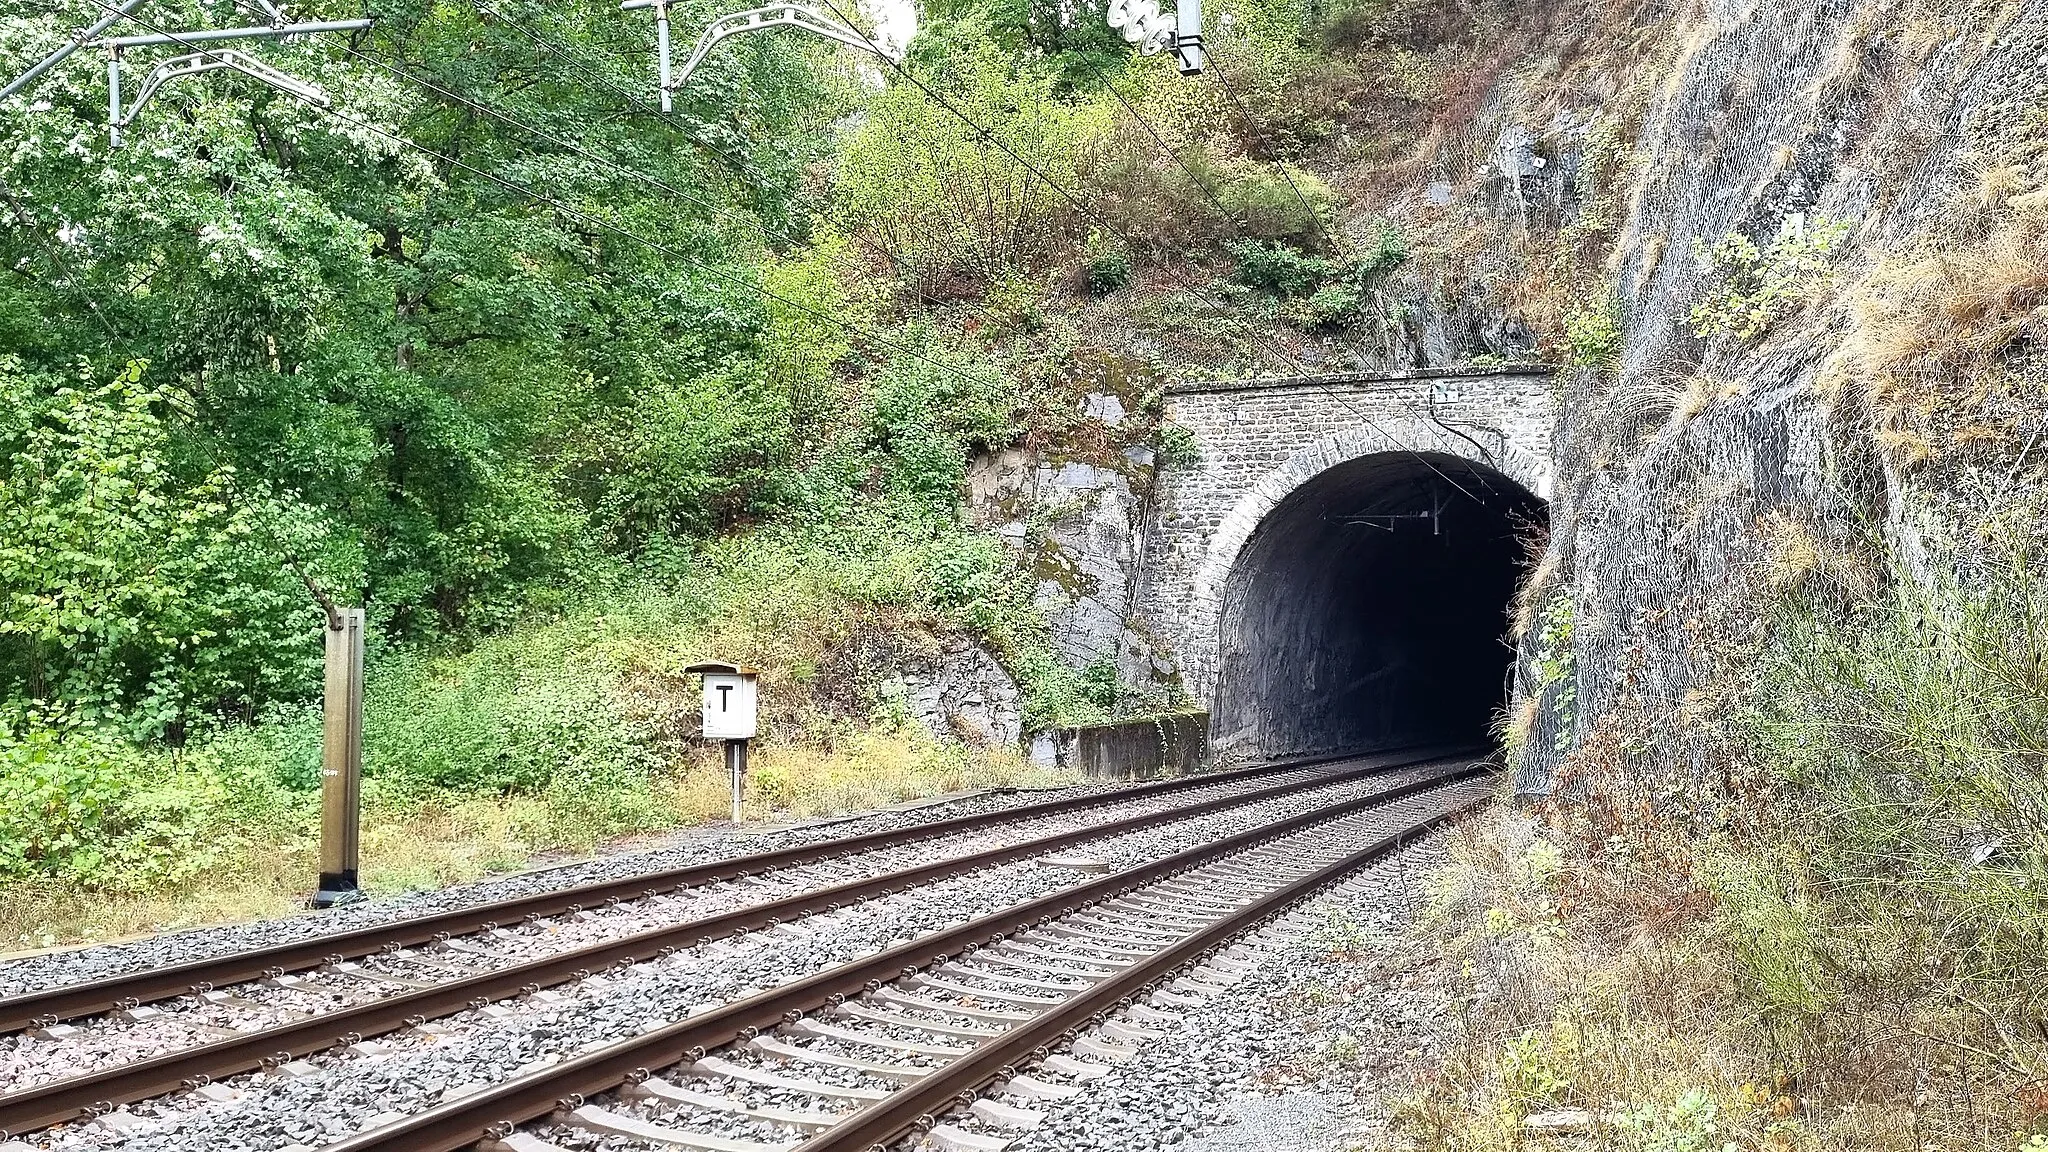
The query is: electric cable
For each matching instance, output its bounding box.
[69,0,1026,402]
[808,0,1318,376]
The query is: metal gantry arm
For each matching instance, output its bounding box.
[110,48,332,146]
[1,0,369,144]
[619,0,892,111]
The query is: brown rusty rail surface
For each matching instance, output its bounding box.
[0,744,1461,1035]
[315,764,1490,1152]
[0,752,1475,1138]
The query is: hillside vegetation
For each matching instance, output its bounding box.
[0,0,1502,939]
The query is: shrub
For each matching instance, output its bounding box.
[1226,238,1336,297]
[1300,283,1364,328]
[0,709,293,890]
[1212,159,1339,245]
[1082,237,1133,294]
[1156,421,1201,469]
[1689,218,1850,341]
[1563,294,1623,370]
[0,359,356,735]
[836,30,1105,294]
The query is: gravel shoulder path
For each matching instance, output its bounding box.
[0,781,1107,997]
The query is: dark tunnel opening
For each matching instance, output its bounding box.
[1212,451,1548,761]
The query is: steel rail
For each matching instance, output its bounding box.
[798,794,1483,1151]
[0,756,1476,1137]
[309,765,1490,1152]
[0,743,1463,1033]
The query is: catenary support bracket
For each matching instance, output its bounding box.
[618,0,892,111]
[110,47,332,146]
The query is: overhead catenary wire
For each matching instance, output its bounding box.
[67,0,1028,406]
[1200,51,1349,261]
[807,0,1320,377]
[463,0,1032,344]
[1079,53,1500,510]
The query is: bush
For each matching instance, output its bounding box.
[1300,283,1364,328]
[1212,160,1339,244]
[0,710,293,890]
[0,359,357,735]
[1227,238,1336,297]
[1156,421,1201,468]
[1083,243,1133,294]
[1742,536,2048,1063]
[836,29,1106,294]
[1689,218,1849,341]
[1563,295,1623,370]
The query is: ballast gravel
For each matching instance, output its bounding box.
[14,766,1456,1152]
[988,827,1462,1152]
[0,782,1086,998]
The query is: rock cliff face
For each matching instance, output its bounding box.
[1428,0,2048,792]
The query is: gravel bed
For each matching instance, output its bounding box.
[0,760,1404,1000]
[16,766,1457,1152]
[985,816,1465,1152]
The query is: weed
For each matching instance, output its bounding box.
[1564,294,1624,371]
[1156,421,1202,469]
[1689,218,1851,341]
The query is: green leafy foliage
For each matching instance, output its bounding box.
[0,358,354,734]
[1689,219,1851,341]
[1,0,1434,904]
[1156,421,1202,468]
[836,26,1107,296]
[1563,294,1623,370]
[1229,238,1338,296]
[0,708,294,889]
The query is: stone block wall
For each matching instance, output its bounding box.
[1030,713,1209,780]
[1131,368,1557,704]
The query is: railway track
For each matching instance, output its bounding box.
[0,751,1490,1149]
[333,768,1489,1152]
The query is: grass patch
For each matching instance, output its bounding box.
[1400,537,2048,1151]
[0,513,1081,950]
[1,727,1059,952]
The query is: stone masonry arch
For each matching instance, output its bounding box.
[1129,368,1555,760]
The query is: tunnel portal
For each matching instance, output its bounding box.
[1211,451,1546,761]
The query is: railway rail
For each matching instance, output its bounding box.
[0,749,1450,1031]
[0,748,1481,1144]
[324,767,1491,1152]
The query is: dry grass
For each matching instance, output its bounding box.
[1396,801,2044,1152]
[1847,203,2048,465]
[0,731,1066,953]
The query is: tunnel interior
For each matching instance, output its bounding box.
[1212,451,1547,761]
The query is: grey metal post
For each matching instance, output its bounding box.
[106,49,121,148]
[315,608,365,908]
[654,0,672,112]
[725,738,748,823]
[0,0,152,105]
[1175,0,1204,74]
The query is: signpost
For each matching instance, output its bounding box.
[314,608,365,908]
[686,662,759,823]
